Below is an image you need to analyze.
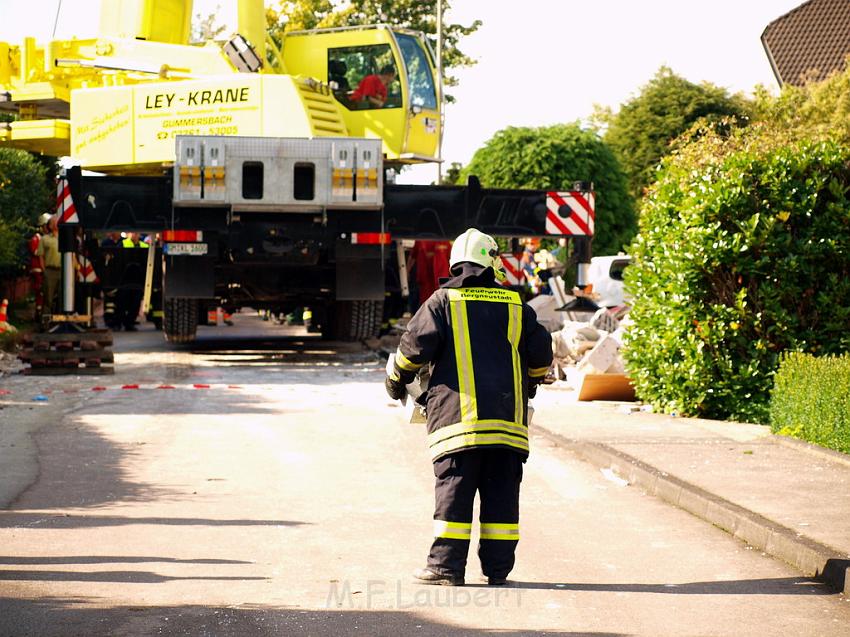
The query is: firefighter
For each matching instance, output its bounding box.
[100,233,122,329]
[385,228,553,586]
[28,213,51,321]
[116,232,148,331]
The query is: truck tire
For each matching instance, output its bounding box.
[323,300,383,341]
[163,298,198,343]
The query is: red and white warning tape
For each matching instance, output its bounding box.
[0,383,244,395]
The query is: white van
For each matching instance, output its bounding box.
[587,255,631,307]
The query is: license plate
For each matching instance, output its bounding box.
[165,242,207,256]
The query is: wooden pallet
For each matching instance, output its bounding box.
[20,329,114,375]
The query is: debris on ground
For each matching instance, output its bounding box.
[547,306,635,402]
[0,351,24,378]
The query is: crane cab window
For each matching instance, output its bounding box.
[328,44,401,110]
[395,33,437,110]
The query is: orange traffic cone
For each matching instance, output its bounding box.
[0,298,16,334]
[207,308,218,325]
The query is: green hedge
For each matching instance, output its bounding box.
[770,352,850,453]
[624,126,850,423]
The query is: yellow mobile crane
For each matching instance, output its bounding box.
[0,0,441,172]
[1,0,596,355]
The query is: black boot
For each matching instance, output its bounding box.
[480,574,508,586]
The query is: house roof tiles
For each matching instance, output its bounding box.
[762,0,850,86]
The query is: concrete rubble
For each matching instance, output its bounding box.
[529,292,634,400]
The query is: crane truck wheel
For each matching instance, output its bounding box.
[163,298,199,343]
[322,300,383,341]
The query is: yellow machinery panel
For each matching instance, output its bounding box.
[3,119,71,157]
[72,75,337,170]
[99,0,192,45]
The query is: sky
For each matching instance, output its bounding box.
[0,0,805,183]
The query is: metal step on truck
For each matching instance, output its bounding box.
[65,133,598,344]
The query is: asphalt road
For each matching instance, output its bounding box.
[0,313,848,636]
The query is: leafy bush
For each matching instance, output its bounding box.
[770,352,850,453]
[460,123,637,256]
[0,148,52,280]
[624,125,850,423]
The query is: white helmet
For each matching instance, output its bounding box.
[38,212,52,226]
[449,228,506,281]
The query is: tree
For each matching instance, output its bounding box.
[192,5,228,43]
[459,124,636,256]
[596,67,750,199]
[441,161,463,185]
[267,0,480,101]
[0,148,52,280]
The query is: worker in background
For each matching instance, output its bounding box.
[28,213,51,321]
[519,237,540,293]
[385,228,553,586]
[350,64,396,108]
[116,232,148,331]
[100,233,122,329]
[36,215,61,318]
[408,240,451,307]
[531,249,560,295]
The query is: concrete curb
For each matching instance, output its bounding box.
[534,425,850,596]
[770,434,850,469]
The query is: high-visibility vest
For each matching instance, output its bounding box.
[392,265,553,461]
[122,238,149,248]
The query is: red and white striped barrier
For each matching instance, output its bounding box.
[56,176,79,224]
[76,254,99,284]
[500,254,524,287]
[545,190,595,236]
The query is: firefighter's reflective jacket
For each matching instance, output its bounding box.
[393,263,553,461]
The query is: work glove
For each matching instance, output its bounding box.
[528,382,540,399]
[385,376,407,401]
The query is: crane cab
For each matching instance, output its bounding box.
[282,26,441,164]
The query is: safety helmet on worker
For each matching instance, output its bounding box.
[449,228,507,281]
[37,212,52,227]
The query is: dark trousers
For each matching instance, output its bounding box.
[103,288,118,328]
[30,272,44,317]
[427,448,523,579]
[116,288,143,329]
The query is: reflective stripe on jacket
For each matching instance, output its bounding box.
[394,263,553,461]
